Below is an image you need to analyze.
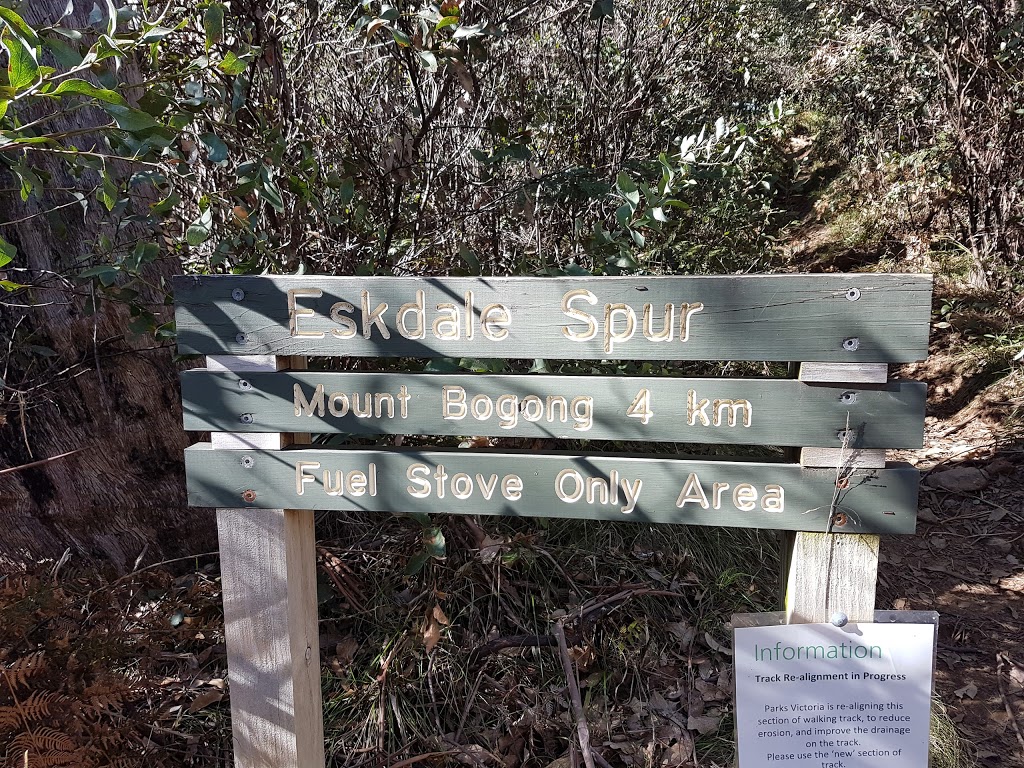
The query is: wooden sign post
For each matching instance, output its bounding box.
[174,273,931,768]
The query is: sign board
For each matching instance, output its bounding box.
[181,371,926,448]
[733,621,935,768]
[173,274,932,361]
[184,446,920,533]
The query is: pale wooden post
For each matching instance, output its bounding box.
[784,362,888,624]
[208,354,325,768]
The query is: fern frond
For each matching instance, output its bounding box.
[16,691,69,724]
[2,652,47,690]
[10,726,76,753]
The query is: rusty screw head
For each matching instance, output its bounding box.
[835,476,850,490]
[241,489,257,503]
[833,512,848,527]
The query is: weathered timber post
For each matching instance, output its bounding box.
[207,354,324,768]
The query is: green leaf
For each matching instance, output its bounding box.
[103,104,161,132]
[457,242,480,274]
[380,4,399,22]
[78,264,119,282]
[615,171,640,208]
[391,28,411,46]
[4,29,39,92]
[0,280,25,292]
[416,50,438,72]
[424,357,460,373]
[219,50,251,75]
[200,132,228,162]
[0,236,15,268]
[0,8,40,52]
[435,15,459,32]
[404,550,430,576]
[98,170,118,211]
[141,24,177,43]
[52,78,126,105]
[590,0,614,19]
[150,191,179,215]
[259,179,284,212]
[339,176,355,204]
[203,3,225,50]
[453,23,486,39]
[186,209,214,246]
[423,527,446,558]
[41,33,83,68]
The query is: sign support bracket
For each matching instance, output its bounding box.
[785,362,887,624]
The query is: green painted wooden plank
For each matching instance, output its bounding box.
[181,371,926,448]
[184,445,920,534]
[173,274,933,361]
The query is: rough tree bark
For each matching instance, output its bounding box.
[0,1,213,571]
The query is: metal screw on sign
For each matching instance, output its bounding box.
[845,288,861,301]
[835,476,850,490]
[837,429,855,442]
[830,612,849,627]
[241,489,257,503]
[833,512,848,527]
[239,413,254,424]
[238,379,252,391]
[842,337,860,352]
[235,332,249,344]
[240,456,255,469]
[840,391,857,405]
[231,288,245,301]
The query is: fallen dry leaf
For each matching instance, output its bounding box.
[188,689,224,713]
[423,604,450,653]
[687,714,721,734]
[926,466,989,492]
[954,682,978,699]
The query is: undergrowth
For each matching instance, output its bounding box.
[0,560,231,768]
[1,513,981,767]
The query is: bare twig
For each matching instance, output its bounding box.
[0,448,81,476]
[996,653,1024,753]
[553,619,596,768]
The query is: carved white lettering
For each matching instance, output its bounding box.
[554,468,641,513]
[675,474,786,513]
[296,461,320,495]
[406,463,523,502]
[361,290,390,340]
[397,290,426,339]
[329,301,357,338]
[288,288,325,338]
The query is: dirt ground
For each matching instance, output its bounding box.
[883,417,1024,765]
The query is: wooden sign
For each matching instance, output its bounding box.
[173,274,932,361]
[184,445,920,533]
[181,371,926,448]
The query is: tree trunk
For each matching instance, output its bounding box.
[0,1,213,571]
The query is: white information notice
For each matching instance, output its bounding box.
[734,622,934,768]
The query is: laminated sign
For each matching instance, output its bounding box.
[733,622,935,768]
